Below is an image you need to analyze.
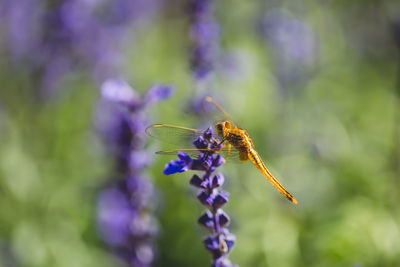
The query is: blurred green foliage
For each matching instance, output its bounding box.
[1,1,400,267]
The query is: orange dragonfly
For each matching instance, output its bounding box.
[146,97,298,204]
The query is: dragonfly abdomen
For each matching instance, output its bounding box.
[248,149,298,204]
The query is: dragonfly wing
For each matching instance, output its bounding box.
[156,148,213,158]
[146,124,204,146]
[218,145,243,164]
[155,147,243,164]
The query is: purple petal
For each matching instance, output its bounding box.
[101,79,139,105]
[177,151,193,163]
[163,159,189,175]
[143,84,174,104]
[222,231,236,252]
[190,174,206,188]
[204,235,220,251]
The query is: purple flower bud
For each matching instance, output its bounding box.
[213,190,229,209]
[198,191,214,207]
[218,210,230,228]
[203,127,213,140]
[198,210,214,230]
[212,154,225,167]
[211,174,224,188]
[194,136,208,149]
[201,156,213,169]
[222,230,236,252]
[204,235,222,258]
[190,174,207,188]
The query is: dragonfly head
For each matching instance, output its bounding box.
[215,120,232,138]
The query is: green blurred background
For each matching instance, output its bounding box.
[1,0,400,266]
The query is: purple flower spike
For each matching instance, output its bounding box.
[187,0,222,116]
[96,79,172,267]
[162,127,237,266]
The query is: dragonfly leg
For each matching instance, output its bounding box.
[215,142,227,152]
[211,138,226,152]
[212,137,224,145]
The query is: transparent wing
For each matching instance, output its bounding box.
[155,147,243,163]
[156,148,213,158]
[146,124,204,146]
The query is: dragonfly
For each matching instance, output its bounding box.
[146,97,298,204]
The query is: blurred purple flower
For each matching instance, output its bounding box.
[259,10,316,64]
[101,79,173,111]
[0,0,161,99]
[258,9,317,94]
[188,0,220,81]
[186,0,221,118]
[187,94,219,116]
[96,79,173,267]
[162,128,237,267]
